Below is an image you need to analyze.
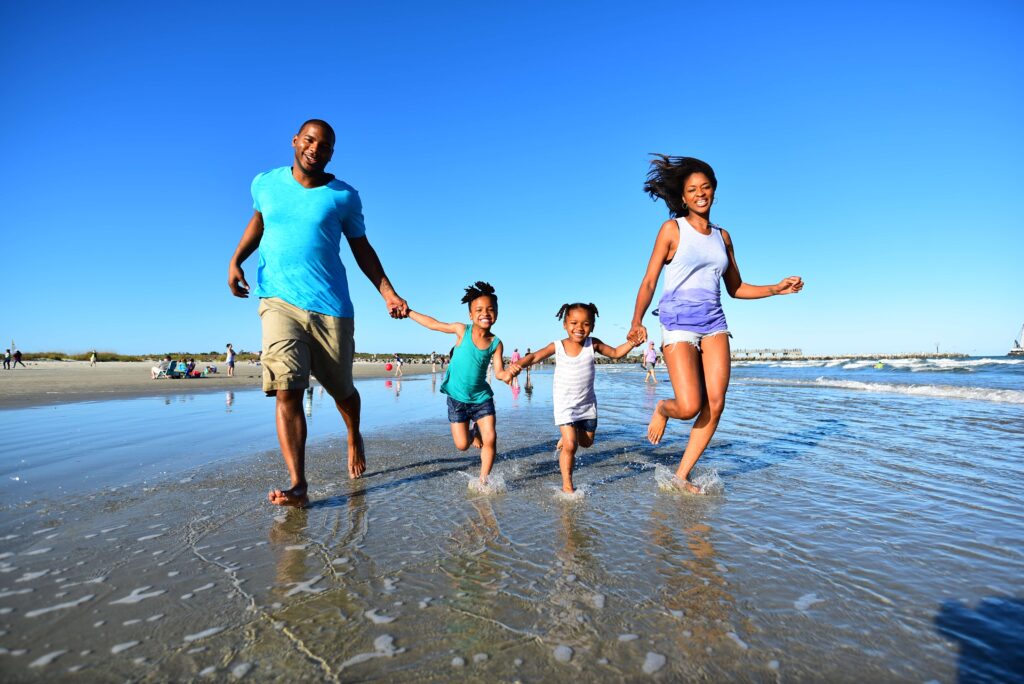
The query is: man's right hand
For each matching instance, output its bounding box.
[229,263,250,298]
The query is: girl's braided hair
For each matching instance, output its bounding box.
[461,281,497,307]
[643,154,717,218]
[556,302,599,321]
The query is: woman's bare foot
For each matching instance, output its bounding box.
[348,433,366,479]
[269,484,309,508]
[672,476,703,495]
[648,401,669,444]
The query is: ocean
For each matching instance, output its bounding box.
[0,356,1021,681]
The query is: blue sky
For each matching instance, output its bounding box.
[2,1,1021,356]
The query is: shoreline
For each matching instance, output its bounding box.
[0,360,438,410]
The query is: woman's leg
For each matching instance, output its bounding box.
[648,342,704,444]
[675,334,731,490]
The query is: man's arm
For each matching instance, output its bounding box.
[348,236,409,318]
[228,211,264,298]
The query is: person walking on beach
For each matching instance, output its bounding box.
[643,342,658,383]
[11,349,25,369]
[509,347,522,388]
[228,118,408,508]
[90,350,97,367]
[3,349,10,370]
[225,343,236,377]
[629,155,803,493]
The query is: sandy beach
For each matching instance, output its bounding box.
[0,361,435,409]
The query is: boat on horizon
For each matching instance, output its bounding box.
[1010,323,1024,356]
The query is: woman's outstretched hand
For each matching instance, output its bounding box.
[774,276,804,295]
[627,324,648,345]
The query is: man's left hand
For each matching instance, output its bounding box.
[385,293,409,319]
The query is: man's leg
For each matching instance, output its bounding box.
[309,313,364,479]
[260,298,314,506]
[269,389,309,507]
[334,388,365,478]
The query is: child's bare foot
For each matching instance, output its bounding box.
[269,484,309,508]
[562,482,575,493]
[648,401,668,444]
[470,424,482,448]
[556,438,563,451]
[348,433,365,479]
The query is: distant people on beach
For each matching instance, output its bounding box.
[430,351,438,373]
[392,353,403,377]
[510,302,638,493]
[628,155,803,494]
[643,342,658,383]
[225,343,236,377]
[151,355,172,379]
[228,118,408,508]
[509,347,522,388]
[407,281,514,487]
[3,349,10,370]
[12,349,25,369]
[90,350,97,367]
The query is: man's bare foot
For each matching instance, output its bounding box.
[268,484,309,508]
[648,401,669,444]
[348,433,366,479]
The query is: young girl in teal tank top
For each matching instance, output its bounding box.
[408,281,515,488]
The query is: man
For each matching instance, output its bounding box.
[3,349,10,370]
[228,119,408,508]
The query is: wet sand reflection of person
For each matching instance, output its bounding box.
[440,497,509,651]
[542,505,605,655]
[648,509,750,673]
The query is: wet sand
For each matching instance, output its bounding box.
[1,365,1021,681]
[0,361,434,409]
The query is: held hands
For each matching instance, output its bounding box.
[773,276,804,296]
[385,293,410,319]
[627,324,648,346]
[228,264,249,298]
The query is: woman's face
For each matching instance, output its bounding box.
[682,172,715,214]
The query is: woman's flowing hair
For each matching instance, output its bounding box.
[643,154,717,218]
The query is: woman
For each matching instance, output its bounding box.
[628,155,803,493]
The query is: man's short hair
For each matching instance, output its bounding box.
[297,119,336,145]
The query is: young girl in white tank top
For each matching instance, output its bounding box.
[509,303,638,494]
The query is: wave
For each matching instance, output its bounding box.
[733,357,1023,373]
[743,377,1024,404]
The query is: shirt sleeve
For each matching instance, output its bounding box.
[341,189,366,239]
[251,172,265,213]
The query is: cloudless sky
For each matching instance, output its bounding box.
[2,1,1021,357]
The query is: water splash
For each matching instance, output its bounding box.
[654,466,722,495]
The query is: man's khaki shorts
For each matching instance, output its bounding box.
[258,297,355,400]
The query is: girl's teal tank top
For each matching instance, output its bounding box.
[440,327,499,404]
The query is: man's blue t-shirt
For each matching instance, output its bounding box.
[251,166,366,318]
